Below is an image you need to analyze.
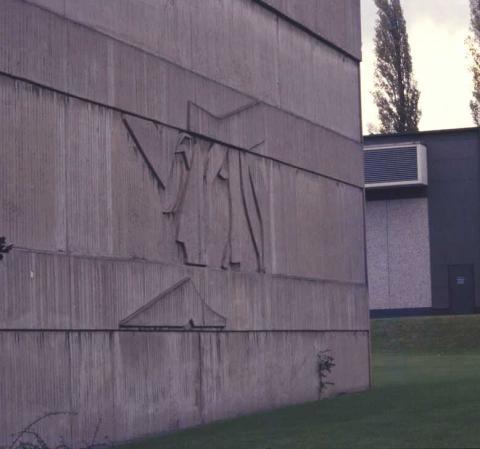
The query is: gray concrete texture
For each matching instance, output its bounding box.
[0,250,368,331]
[0,330,369,444]
[257,0,361,59]
[0,76,366,281]
[366,198,432,310]
[0,0,368,444]
[1,0,361,141]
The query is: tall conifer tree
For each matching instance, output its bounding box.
[372,0,421,133]
[468,0,480,125]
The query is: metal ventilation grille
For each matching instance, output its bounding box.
[365,147,418,184]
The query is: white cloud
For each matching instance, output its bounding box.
[361,0,474,132]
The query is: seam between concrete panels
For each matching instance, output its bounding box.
[251,0,361,62]
[9,246,368,288]
[0,71,364,190]
[386,200,391,300]
[17,0,362,145]
[0,329,370,334]
[197,333,205,421]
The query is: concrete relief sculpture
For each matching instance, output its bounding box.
[120,277,227,329]
[123,115,266,273]
[0,0,368,442]
[187,100,265,151]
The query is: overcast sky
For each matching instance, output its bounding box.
[361,0,474,133]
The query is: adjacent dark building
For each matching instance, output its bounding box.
[365,127,480,317]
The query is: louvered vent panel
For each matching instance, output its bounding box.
[365,147,418,184]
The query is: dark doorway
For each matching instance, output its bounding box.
[448,265,475,314]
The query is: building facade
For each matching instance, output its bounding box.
[365,128,480,317]
[0,0,368,444]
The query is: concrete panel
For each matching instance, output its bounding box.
[13,0,360,141]
[0,77,66,252]
[366,199,432,310]
[0,0,67,90]
[200,331,370,423]
[27,0,65,12]
[65,0,193,69]
[0,76,364,284]
[66,23,110,105]
[65,98,113,255]
[0,330,369,445]
[0,332,72,446]
[268,276,369,331]
[365,201,390,310]
[0,251,34,328]
[109,43,148,117]
[0,4,362,173]
[112,332,202,440]
[70,257,144,330]
[25,0,279,105]
[110,115,181,262]
[69,332,116,441]
[264,108,364,187]
[258,0,361,60]
[1,248,367,331]
[189,0,279,106]
[277,20,361,141]
[0,251,70,329]
[200,267,369,331]
[387,199,432,309]
[271,164,365,282]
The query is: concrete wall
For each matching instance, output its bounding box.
[0,0,368,444]
[0,330,369,443]
[366,198,432,311]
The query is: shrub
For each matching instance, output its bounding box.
[317,350,335,398]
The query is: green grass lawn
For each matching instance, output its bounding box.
[124,315,480,449]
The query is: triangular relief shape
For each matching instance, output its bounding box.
[119,277,227,329]
[123,114,169,188]
[187,100,265,150]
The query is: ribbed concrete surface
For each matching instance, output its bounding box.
[1,0,361,141]
[0,249,368,331]
[0,330,369,444]
[0,0,367,444]
[0,76,366,281]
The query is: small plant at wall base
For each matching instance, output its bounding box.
[317,350,335,398]
[0,236,13,260]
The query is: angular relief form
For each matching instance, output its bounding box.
[123,115,267,272]
[163,133,213,266]
[119,277,226,329]
[239,151,266,272]
[187,100,265,151]
[123,115,169,189]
